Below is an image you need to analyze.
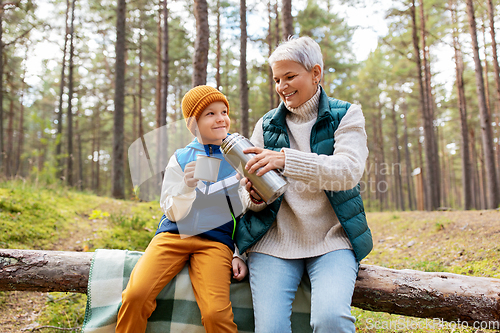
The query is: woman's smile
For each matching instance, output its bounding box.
[272,60,321,108]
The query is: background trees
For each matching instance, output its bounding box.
[1,0,499,210]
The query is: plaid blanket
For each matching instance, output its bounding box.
[82,249,312,333]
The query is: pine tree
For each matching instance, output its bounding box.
[112,0,127,199]
[193,0,209,86]
[465,0,499,208]
[239,0,248,137]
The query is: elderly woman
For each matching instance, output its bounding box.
[236,36,373,333]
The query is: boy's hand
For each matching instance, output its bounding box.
[232,257,248,281]
[184,161,199,187]
[239,177,262,202]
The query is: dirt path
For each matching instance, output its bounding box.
[0,291,48,332]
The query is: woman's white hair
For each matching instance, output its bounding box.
[269,36,323,77]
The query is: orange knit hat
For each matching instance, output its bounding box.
[182,85,229,135]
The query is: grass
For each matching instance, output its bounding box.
[36,293,87,330]
[1,181,499,332]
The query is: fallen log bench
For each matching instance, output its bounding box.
[1,249,499,325]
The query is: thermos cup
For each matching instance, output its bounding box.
[221,133,288,204]
[194,155,221,183]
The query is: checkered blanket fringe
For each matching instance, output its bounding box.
[81,249,313,333]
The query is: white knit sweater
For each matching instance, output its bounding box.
[246,87,369,259]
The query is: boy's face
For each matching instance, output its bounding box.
[196,101,230,145]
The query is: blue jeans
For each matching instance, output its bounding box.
[247,250,358,333]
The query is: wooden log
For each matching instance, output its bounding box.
[353,264,500,325]
[1,249,499,325]
[0,249,93,294]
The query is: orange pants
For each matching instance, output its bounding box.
[115,232,238,333]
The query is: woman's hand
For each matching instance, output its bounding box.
[183,161,199,188]
[243,147,285,176]
[232,257,248,281]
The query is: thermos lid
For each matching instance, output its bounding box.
[221,133,245,153]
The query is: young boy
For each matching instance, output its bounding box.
[116,85,247,333]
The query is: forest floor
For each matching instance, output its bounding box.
[353,209,500,332]
[0,183,499,332]
[0,183,156,332]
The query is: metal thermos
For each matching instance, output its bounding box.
[221,133,288,204]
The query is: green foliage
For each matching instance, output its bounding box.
[88,209,110,220]
[37,293,87,331]
[0,292,6,308]
[93,212,154,251]
[296,0,358,98]
[0,187,68,249]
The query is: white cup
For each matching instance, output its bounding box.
[194,155,221,183]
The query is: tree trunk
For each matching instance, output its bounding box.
[411,0,435,210]
[91,104,101,192]
[96,108,101,193]
[482,23,492,119]
[274,1,280,47]
[91,106,97,191]
[132,93,137,141]
[268,1,276,109]
[487,0,500,190]
[419,0,440,210]
[159,0,169,176]
[15,68,25,177]
[402,103,415,210]
[470,129,480,209]
[450,0,472,210]
[371,106,387,211]
[390,103,404,210]
[376,104,387,210]
[465,0,499,209]
[155,5,162,129]
[437,126,448,207]
[56,0,70,180]
[1,250,500,324]
[216,0,221,90]
[193,0,209,86]
[239,0,249,137]
[5,94,13,177]
[0,0,4,172]
[76,117,83,190]
[66,0,76,187]
[161,0,168,128]
[112,0,127,199]
[138,33,143,139]
[282,0,293,40]
[480,140,488,209]
[370,114,379,210]
[416,141,425,210]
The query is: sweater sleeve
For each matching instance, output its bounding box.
[249,117,265,148]
[281,104,368,191]
[159,154,197,221]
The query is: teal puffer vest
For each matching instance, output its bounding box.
[234,88,373,262]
